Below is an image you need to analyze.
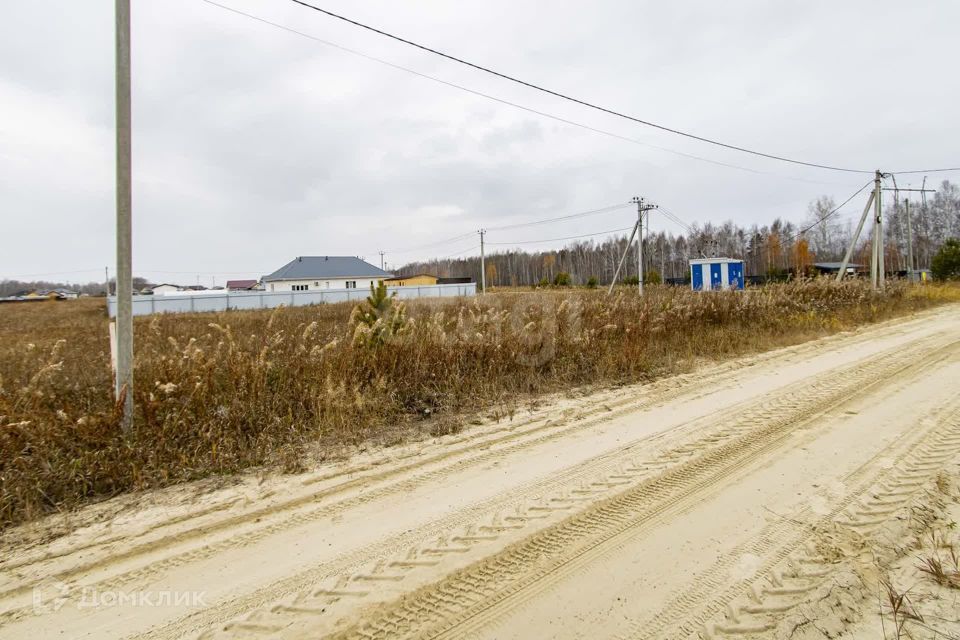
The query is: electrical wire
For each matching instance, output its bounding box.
[485,203,631,231]
[486,225,635,246]
[655,206,695,234]
[782,179,874,244]
[138,269,271,275]
[200,0,861,187]
[2,268,104,279]
[284,1,876,175]
[892,167,960,175]
[386,231,476,255]
[698,180,873,258]
[435,244,477,259]
[287,0,960,176]
[386,203,631,256]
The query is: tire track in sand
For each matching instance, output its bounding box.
[4,305,936,584]
[184,334,960,640]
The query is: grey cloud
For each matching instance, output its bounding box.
[2,0,958,281]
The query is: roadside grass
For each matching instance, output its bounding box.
[0,281,957,528]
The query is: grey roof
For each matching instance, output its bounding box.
[262,256,392,281]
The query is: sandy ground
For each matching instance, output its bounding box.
[1,305,959,640]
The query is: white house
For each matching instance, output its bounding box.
[261,256,392,292]
[148,283,182,295]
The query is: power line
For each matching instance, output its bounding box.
[138,269,270,275]
[486,226,634,246]
[2,268,104,279]
[386,203,631,255]
[892,167,960,175]
[435,244,477,260]
[783,179,874,244]
[485,203,631,231]
[655,206,695,234]
[287,0,960,176]
[386,231,476,255]
[285,1,878,175]
[200,1,860,187]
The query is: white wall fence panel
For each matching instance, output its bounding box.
[107,283,476,317]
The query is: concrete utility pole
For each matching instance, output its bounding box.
[905,199,914,282]
[607,221,639,295]
[479,229,486,293]
[875,170,885,290]
[105,266,110,296]
[609,197,656,295]
[115,0,134,430]
[379,251,385,270]
[631,196,658,295]
[879,185,932,278]
[634,197,643,295]
[836,190,875,282]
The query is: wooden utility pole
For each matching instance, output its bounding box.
[115,0,134,430]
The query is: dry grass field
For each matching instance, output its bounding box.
[0,281,956,528]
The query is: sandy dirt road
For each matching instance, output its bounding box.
[2,305,959,639]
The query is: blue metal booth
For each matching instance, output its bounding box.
[689,258,745,291]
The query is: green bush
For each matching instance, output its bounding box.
[932,238,960,281]
[553,272,572,286]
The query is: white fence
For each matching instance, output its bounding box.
[107,283,476,317]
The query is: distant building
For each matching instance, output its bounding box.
[225,279,259,291]
[261,256,391,292]
[26,289,79,300]
[813,262,862,276]
[437,277,473,285]
[148,284,181,295]
[385,274,439,287]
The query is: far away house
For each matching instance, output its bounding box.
[261,256,392,292]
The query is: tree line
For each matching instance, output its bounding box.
[0,277,150,298]
[398,180,960,286]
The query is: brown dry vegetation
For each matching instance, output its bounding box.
[0,281,956,528]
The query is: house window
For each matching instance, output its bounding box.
[292,284,308,291]
[346,281,357,289]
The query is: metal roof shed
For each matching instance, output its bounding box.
[689,258,745,291]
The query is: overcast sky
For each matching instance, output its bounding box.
[2,0,958,284]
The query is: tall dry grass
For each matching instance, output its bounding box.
[0,281,955,528]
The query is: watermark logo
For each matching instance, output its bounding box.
[32,580,71,613]
[32,583,207,613]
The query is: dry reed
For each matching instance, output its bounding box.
[0,280,955,528]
